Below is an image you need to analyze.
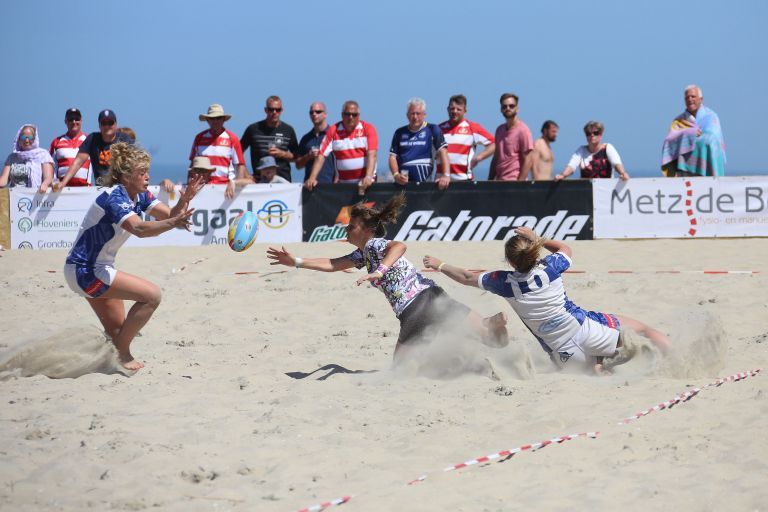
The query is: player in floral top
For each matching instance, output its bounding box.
[266,194,507,361]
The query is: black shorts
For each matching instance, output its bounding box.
[397,286,471,346]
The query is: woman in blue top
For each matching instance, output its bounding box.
[267,194,507,362]
[64,143,204,371]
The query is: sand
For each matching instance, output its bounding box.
[0,239,766,511]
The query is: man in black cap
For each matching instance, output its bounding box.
[49,108,91,187]
[55,109,133,189]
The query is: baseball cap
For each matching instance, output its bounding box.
[256,156,278,170]
[65,108,81,120]
[98,109,117,124]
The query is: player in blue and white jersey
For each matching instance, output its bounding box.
[64,143,204,371]
[424,226,671,375]
[389,98,451,189]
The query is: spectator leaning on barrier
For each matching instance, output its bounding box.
[389,98,450,190]
[1,124,54,193]
[661,84,726,177]
[438,94,495,182]
[304,100,378,193]
[161,104,248,199]
[49,108,91,186]
[295,102,335,184]
[531,120,558,181]
[555,121,629,181]
[241,95,299,182]
[55,109,133,190]
[489,93,534,181]
[257,156,290,184]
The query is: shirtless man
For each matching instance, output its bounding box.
[531,120,558,180]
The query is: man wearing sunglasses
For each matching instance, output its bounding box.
[489,93,534,182]
[55,109,133,189]
[49,108,91,187]
[295,102,335,184]
[304,100,378,193]
[241,96,299,182]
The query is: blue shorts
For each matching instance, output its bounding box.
[63,263,116,298]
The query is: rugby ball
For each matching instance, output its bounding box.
[228,211,259,252]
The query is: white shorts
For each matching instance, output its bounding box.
[552,317,621,368]
[63,263,117,298]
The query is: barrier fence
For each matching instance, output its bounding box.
[1,177,767,250]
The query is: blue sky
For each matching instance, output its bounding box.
[3,0,766,181]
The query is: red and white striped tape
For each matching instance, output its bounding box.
[619,368,762,424]
[442,432,598,473]
[296,495,351,512]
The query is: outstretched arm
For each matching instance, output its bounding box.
[355,241,407,285]
[423,255,482,288]
[267,246,355,272]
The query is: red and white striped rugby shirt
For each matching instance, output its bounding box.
[189,129,245,184]
[320,121,378,183]
[438,119,494,180]
[49,132,91,184]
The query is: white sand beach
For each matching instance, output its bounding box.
[1,239,766,511]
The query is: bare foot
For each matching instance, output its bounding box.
[119,352,145,371]
[482,312,509,348]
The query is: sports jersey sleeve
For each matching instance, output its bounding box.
[138,190,160,214]
[543,252,572,274]
[49,138,56,157]
[230,132,246,165]
[389,129,400,156]
[478,270,515,297]
[365,123,378,151]
[345,248,365,269]
[431,124,447,151]
[104,192,137,227]
[470,121,495,145]
[320,125,336,157]
[189,133,201,161]
[605,143,623,166]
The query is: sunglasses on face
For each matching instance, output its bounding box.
[586,131,602,136]
[19,135,34,142]
[66,117,82,122]
[310,110,325,114]
[342,112,360,117]
[501,104,517,110]
[100,121,115,127]
[266,107,283,113]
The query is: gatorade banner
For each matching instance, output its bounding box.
[301,181,594,242]
[592,177,768,238]
[8,184,302,250]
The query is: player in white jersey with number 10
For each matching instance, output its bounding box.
[424,226,671,375]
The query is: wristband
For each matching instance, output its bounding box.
[375,264,389,275]
[294,257,303,268]
[372,271,384,279]
[437,262,446,272]
[393,172,400,179]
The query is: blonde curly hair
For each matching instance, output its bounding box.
[504,230,547,273]
[106,142,150,186]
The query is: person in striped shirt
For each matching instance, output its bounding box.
[438,95,495,181]
[161,104,249,198]
[304,100,378,193]
[49,108,91,186]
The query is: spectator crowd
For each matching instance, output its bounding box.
[2,85,726,195]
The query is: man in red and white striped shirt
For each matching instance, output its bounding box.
[304,100,378,192]
[49,108,91,186]
[187,104,248,199]
[438,95,495,181]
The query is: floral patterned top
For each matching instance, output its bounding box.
[345,237,436,317]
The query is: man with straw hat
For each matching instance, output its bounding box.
[162,103,249,198]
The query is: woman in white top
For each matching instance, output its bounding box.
[555,121,629,181]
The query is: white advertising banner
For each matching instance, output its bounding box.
[9,184,302,250]
[593,177,768,238]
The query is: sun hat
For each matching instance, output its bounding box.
[256,156,278,170]
[199,104,232,121]
[189,156,215,171]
